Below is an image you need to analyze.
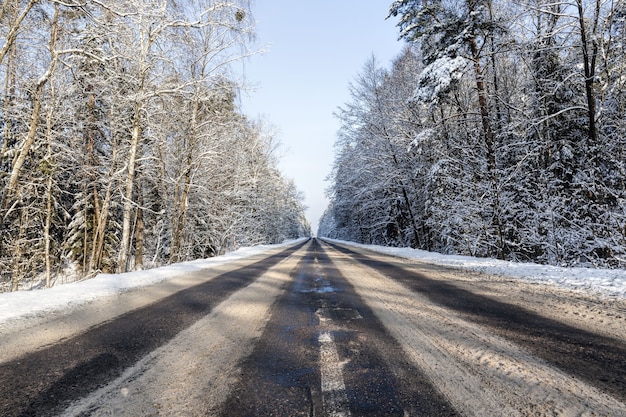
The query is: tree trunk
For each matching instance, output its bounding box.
[3,3,58,212]
[117,106,141,273]
[11,211,25,291]
[171,98,198,263]
[0,0,37,66]
[466,0,505,258]
[576,0,599,145]
[135,178,144,270]
[86,93,117,275]
[90,181,112,273]
[0,17,16,166]
[44,85,55,288]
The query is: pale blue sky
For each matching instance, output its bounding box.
[240,1,405,233]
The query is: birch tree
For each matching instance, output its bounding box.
[1,0,312,291]
[0,2,64,290]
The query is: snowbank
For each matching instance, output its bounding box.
[3,237,624,327]
[0,239,306,325]
[329,239,626,299]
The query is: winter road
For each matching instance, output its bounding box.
[1,238,626,416]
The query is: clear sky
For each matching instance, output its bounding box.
[240,1,405,234]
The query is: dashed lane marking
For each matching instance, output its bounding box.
[318,331,351,417]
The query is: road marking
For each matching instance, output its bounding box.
[318,331,351,417]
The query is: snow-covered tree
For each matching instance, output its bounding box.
[323,0,626,267]
[0,1,310,292]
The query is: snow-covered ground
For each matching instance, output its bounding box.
[331,239,626,299]
[2,237,625,327]
[0,239,306,326]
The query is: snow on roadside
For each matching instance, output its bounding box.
[3,236,624,327]
[0,239,306,326]
[329,239,626,299]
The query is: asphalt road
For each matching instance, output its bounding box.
[219,239,455,416]
[1,238,625,416]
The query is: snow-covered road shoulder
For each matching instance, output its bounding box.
[0,239,307,327]
[325,239,626,299]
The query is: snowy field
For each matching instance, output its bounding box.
[330,239,626,299]
[2,237,625,327]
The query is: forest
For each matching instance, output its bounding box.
[320,0,626,268]
[0,0,310,292]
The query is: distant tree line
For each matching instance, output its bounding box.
[320,0,626,268]
[0,0,310,291]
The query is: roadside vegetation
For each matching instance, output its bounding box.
[0,1,310,291]
[321,0,626,268]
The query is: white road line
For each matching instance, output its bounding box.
[318,331,351,417]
